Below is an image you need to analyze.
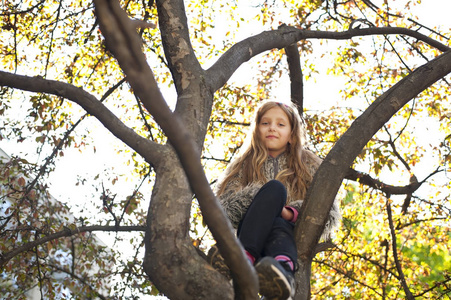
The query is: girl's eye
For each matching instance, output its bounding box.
[279,123,285,126]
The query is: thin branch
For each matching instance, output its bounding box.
[13,14,18,72]
[414,195,451,216]
[408,18,450,41]
[0,78,128,234]
[34,240,45,299]
[384,126,416,175]
[381,238,389,298]
[122,241,145,298]
[413,275,451,298]
[345,168,422,195]
[101,182,119,226]
[317,260,383,297]
[119,170,151,224]
[210,119,250,126]
[322,245,401,279]
[47,263,109,300]
[34,78,125,190]
[134,93,155,140]
[201,156,231,163]
[331,0,352,23]
[0,0,46,15]
[386,199,414,299]
[44,1,63,78]
[396,216,449,230]
[0,225,146,267]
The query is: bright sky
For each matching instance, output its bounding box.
[1,0,448,206]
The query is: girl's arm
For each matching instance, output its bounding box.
[284,200,303,222]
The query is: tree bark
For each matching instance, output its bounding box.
[144,149,234,299]
[284,43,304,115]
[294,259,312,300]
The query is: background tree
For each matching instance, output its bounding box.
[0,0,450,299]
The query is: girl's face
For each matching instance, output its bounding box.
[258,106,292,158]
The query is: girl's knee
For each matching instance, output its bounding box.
[257,180,287,205]
[273,217,295,230]
[263,179,286,194]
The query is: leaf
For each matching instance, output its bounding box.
[17,177,26,186]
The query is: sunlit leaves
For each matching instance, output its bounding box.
[1,0,450,298]
[313,180,451,299]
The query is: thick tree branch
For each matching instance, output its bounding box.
[155,0,212,147]
[93,0,258,298]
[0,71,164,166]
[206,25,450,91]
[155,0,202,97]
[295,49,451,260]
[0,225,146,267]
[284,43,304,115]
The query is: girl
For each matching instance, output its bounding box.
[215,101,341,299]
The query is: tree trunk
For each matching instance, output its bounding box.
[294,258,312,300]
[143,148,233,299]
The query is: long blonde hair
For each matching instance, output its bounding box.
[217,101,318,202]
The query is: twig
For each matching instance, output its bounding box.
[386,199,414,299]
[0,225,146,267]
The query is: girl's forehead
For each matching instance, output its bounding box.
[261,106,290,119]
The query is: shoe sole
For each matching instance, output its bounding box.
[256,259,291,300]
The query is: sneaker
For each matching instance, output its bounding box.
[255,256,296,300]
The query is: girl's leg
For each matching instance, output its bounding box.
[256,219,297,300]
[237,179,287,261]
[263,218,297,266]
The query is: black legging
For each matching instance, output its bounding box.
[237,180,297,264]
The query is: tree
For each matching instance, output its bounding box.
[1,0,450,299]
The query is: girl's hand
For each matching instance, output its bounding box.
[281,207,294,221]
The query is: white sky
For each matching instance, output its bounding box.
[1,0,448,203]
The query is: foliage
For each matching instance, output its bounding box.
[0,0,450,299]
